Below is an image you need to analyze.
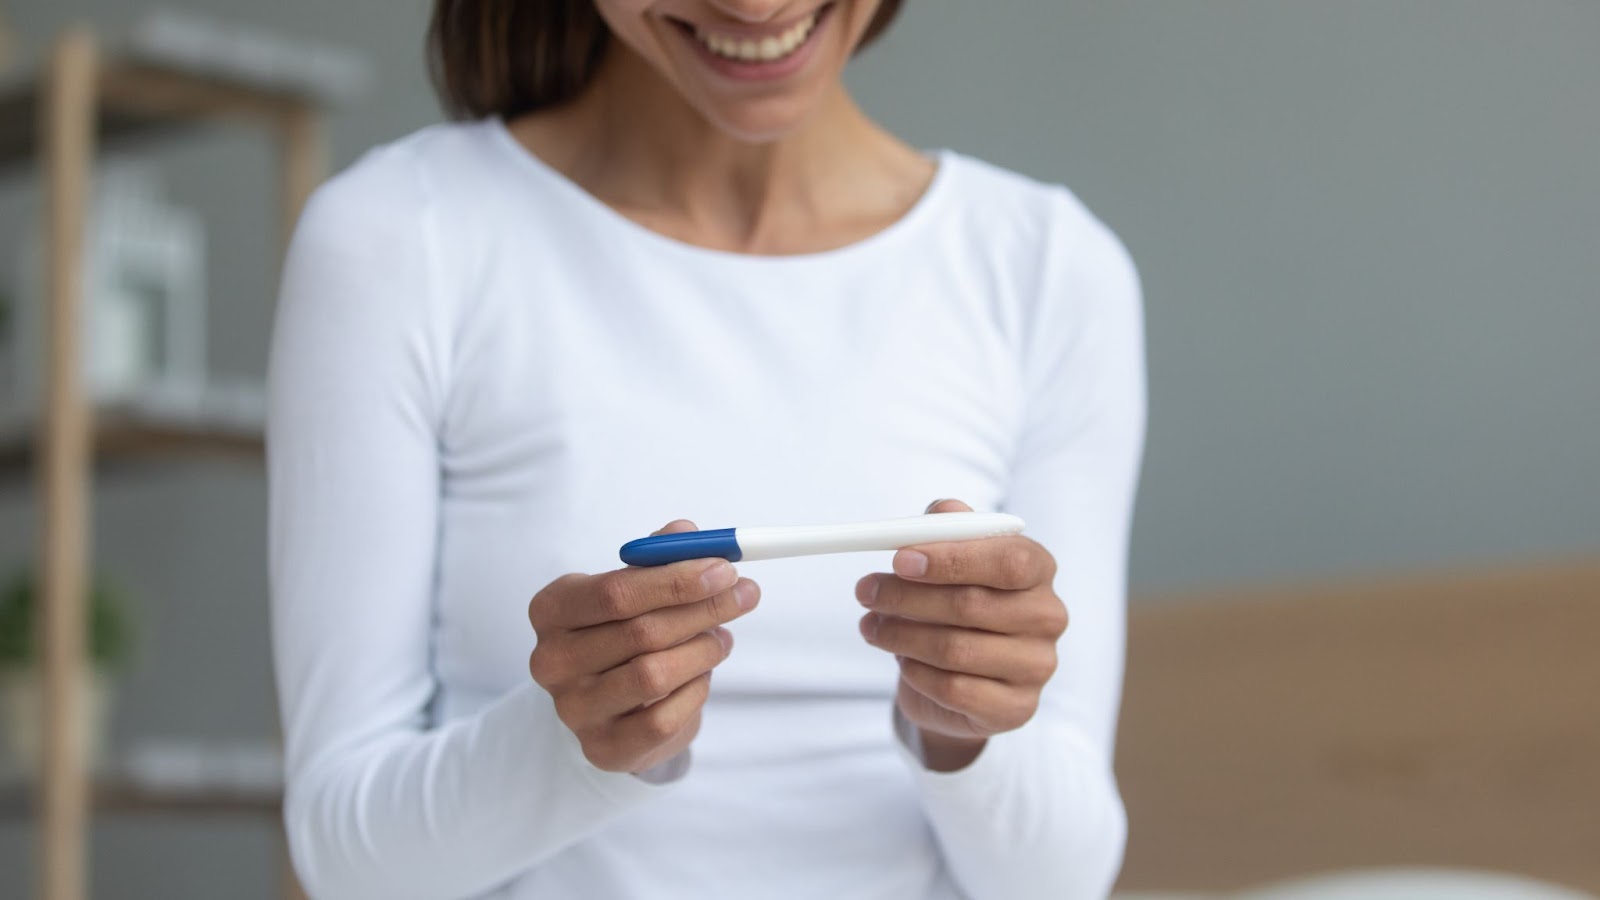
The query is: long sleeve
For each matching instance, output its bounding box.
[899,195,1147,899]
[267,145,673,900]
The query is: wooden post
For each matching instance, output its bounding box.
[38,26,99,900]
[279,102,324,254]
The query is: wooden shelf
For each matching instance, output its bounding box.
[0,57,324,170]
[15,25,324,900]
[0,780,280,819]
[0,409,263,478]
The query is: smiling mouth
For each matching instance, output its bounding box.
[668,3,832,65]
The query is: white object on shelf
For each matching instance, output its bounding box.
[0,669,114,777]
[124,8,372,102]
[121,736,283,793]
[0,377,266,453]
[129,375,266,432]
[87,284,148,391]
[11,161,207,411]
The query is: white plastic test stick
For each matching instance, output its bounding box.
[620,512,1026,567]
[734,512,1026,561]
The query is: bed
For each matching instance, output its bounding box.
[1113,559,1600,896]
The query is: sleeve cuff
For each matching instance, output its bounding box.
[633,749,692,785]
[527,685,690,805]
[891,704,1017,795]
[892,703,929,765]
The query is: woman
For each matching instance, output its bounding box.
[269,1,1145,898]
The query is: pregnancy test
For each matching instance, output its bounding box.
[619,512,1025,567]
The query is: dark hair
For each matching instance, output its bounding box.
[428,1,904,120]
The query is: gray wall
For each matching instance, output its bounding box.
[1,1,1597,897]
[850,1,1600,589]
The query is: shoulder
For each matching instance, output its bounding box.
[279,123,515,338]
[284,120,524,331]
[939,152,1137,290]
[274,127,497,410]
[936,153,1141,351]
[295,119,506,239]
[937,157,1145,447]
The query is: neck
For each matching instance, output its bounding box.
[513,43,931,254]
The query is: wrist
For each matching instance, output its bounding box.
[917,729,986,772]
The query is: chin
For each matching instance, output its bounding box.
[694,89,830,144]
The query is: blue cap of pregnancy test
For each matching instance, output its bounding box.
[620,528,742,567]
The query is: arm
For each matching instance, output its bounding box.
[268,148,674,899]
[858,203,1146,899]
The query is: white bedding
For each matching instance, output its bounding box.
[1117,868,1597,900]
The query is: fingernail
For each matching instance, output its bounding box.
[714,626,733,653]
[925,499,951,514]
[860,613,880,642]
[733,579,759,611]
[856,575,880,607]
[701,560,736,593]
[894,550,928,578]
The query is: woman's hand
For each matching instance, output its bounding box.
[528,520,759,775]
[855,500,1068,772]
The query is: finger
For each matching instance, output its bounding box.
[924,498,973,514]
[857,574,1063,635]
[651,519,699,536]
[527,572,588,633]
[588,628,731,716]
[610,670,712,761]
[555,557,740,629]
[895,679,985,740]
[897,656,1036,732]
[563,578,760,672]
[861,613,1055,684]
[892,534,1054,590]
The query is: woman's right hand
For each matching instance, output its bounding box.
[527,520,759,775]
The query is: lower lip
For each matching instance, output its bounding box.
[679,4,833,83]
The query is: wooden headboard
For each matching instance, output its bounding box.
[1114,559,1600,894]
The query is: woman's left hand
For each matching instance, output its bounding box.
[855,499,1068,772]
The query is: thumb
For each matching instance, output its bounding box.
[651,519,699,536]
[924,498,972,515]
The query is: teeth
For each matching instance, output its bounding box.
[698,12,817,63]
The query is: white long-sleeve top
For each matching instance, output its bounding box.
[268,117,1146,900]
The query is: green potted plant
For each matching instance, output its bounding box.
[0,568,133,775]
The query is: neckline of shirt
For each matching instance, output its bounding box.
[483,115,957,268]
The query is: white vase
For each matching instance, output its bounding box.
[0,668,114,778]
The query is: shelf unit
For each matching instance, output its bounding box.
[0,407,263,475]
[3,26,326,900]
[0,779,280,819]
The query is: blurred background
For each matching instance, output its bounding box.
[0,1,1595,898]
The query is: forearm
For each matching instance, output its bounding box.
[902,714,1126,900]
[286,682,673,900]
